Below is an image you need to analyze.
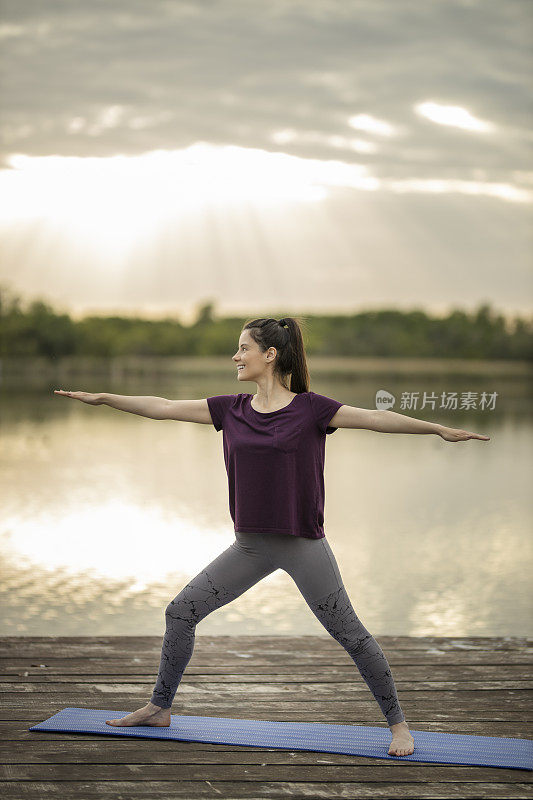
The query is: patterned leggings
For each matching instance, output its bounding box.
[150,531,406,726]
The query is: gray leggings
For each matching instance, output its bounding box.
[150,531,405,726]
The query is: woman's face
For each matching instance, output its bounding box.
[232,330,276,382]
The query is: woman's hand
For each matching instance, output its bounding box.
[437,425,490,442]
[54,389,103,405]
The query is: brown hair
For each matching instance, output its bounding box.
[241,316,310,393]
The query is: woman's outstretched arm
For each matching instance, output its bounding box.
[53,390,212,423]
[54,389,171,418]
[330,404,490,441]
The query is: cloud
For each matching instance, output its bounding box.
[0,0,530,190]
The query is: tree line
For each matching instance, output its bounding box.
[0,286,531,361]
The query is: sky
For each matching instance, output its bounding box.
[0,0,531,322]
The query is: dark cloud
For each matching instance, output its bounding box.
[0,0,530,181]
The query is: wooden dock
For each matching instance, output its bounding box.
[1,634,532,798]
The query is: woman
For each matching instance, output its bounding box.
[54,316,489,757]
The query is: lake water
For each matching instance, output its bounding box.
[1,359,531,638]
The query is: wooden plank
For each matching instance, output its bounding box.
[4,681,533,695]
[1,663,532,678]
[2,762,533,783]
[4,678,533,722]
[0,626,533,650]
[1,634,530,649]
[1,651,531,664]
[1,780,532,799]
[2,683,532,707]
[0,635,530,654]
[2,692,526,733]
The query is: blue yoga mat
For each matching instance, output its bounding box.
[29,707,533,771]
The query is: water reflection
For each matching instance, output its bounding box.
[3,500,231,582]
[1,371,531,636]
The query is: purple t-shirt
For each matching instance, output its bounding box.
[206,391,344,539]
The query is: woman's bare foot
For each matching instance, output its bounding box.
[388,720,415,756]
[106,702,171,727]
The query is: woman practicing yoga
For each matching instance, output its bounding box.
[54,316,490,756]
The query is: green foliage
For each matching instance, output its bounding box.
[0,284,531,360]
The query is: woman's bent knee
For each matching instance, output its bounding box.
[165,601,175,617]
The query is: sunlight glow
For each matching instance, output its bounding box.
[1,144,334,256]
[3,142,330,219]
[272,128,377,153]
[415,101,496,132]
[65,104,176,136]
[347,113,397,137]
[387,177,528,202]
[2,500,229,582]
[0,140,529,259]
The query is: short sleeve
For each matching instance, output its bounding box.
[206,395,236,431]
[308,391,344,435]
